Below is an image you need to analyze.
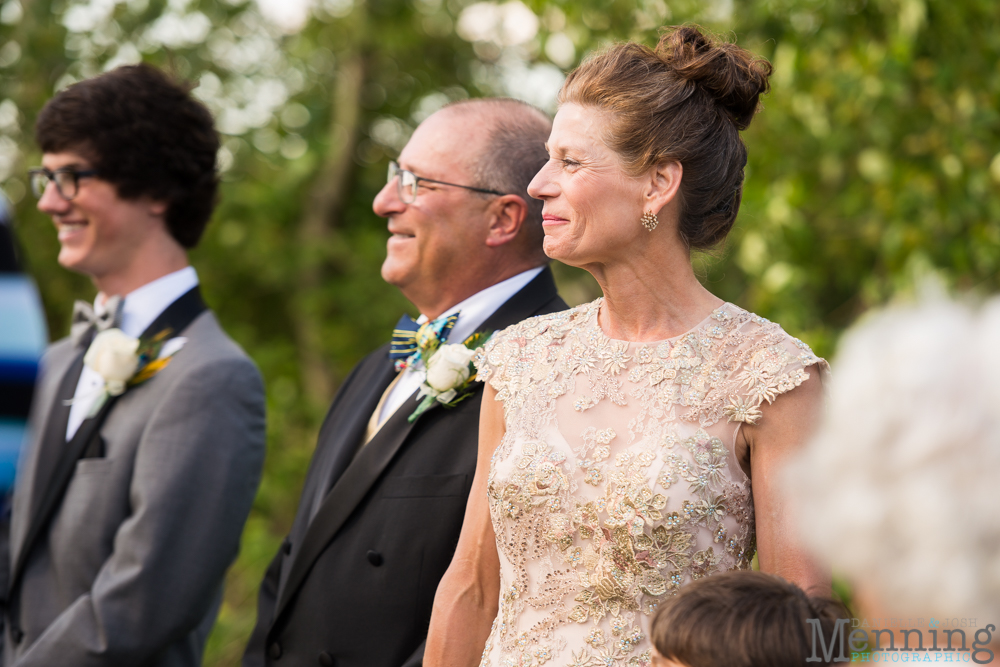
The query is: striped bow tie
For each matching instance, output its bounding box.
[389,312,459,372]
[71,295,123,348]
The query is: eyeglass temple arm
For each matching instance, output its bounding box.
[415,175,505,196]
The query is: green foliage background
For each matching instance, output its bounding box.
[1,0,998,663]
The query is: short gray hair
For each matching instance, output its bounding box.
[447,99,551,251]
[786,292,1000,622]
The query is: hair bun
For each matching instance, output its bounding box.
[656,26,772,130]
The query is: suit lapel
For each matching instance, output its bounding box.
[305,358,397,524]
[29,352,85,513]
[10,286,209,592]
[273,265,564,622]
[10,351,84,575]
[273,355,396,610]
[479,265,561,334]
[275,375,430,620]
[11,390,119,588]
[138,286,206,341]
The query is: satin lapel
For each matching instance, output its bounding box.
[273,266,563,622]
[274,378,432,621]
[274,356,397,608]
[308,359,398,515]
[10,286,208,591]
[479,265,561,334]
[10,351,84,573]
[139,286,207,339]
[11,392,119,589]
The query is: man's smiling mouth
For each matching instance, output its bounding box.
[55,219,88,240]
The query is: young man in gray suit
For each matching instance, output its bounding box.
[3,64,266,666]
[243,99,566,667]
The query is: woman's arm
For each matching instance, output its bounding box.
[424,384,504,667]
[744,372,831,595]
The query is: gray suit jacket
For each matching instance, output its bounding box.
[3,308,266,666]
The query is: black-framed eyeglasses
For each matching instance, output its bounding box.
[28,167,98,201]
[387,161,505,204]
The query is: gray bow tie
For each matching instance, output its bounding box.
[71,295,123,348]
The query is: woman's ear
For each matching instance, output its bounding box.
[646,160,683,213]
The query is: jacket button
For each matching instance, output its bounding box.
[269,641,283,660]
[318,651,335,666]
[11,626,24,644]
[366,550,383,566]
[282,539,292,555]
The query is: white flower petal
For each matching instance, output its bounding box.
[85,329,140,382]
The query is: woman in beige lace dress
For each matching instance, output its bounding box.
[425,26,829,667]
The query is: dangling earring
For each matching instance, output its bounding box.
[640,210,658,231]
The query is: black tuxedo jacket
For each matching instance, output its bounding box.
[244,267,566,667]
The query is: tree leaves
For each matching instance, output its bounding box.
[2,1,998,662]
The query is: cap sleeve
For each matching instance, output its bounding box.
[473,326,514,392]
[720,316,829,426]
[473,304,589,405]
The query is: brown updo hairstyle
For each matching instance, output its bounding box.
[559,25,772,249]
[651,571,849,667]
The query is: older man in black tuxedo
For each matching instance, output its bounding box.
[244,98,565,667]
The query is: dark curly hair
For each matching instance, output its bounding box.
[35,63,220,249]
[560,25,772,250]
[652,571,850,667]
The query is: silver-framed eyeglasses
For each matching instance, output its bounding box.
[387,161,505,204]
[28,167,98,200]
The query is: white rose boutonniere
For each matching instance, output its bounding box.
[84,329,140,398]
[79,328,186,417]
[423,344,477,403]
[408,331,492,423]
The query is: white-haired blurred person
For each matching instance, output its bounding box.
[786,293,1000,664]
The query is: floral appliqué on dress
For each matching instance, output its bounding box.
[473,298,826,667]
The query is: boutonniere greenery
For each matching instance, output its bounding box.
[81,328,185,417]
[408,331,492,423]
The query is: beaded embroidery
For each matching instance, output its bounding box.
[473,298,826,667]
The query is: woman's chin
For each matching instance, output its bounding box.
[543,245,599,272]
[542,238,579,265]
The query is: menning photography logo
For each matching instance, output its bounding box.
[807,617,996,664]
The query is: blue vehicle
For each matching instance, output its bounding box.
[0,195,48,492]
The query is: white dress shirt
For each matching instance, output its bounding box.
[66,266,199,440]
[377,266,544,424]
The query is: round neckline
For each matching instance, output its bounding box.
[590,297,733,345]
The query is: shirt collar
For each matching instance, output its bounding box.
[96,266,200,338]
[415,266,544,345]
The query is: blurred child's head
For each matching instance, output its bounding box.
[651,571,847,667]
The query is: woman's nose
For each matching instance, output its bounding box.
[527,162,556,200]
